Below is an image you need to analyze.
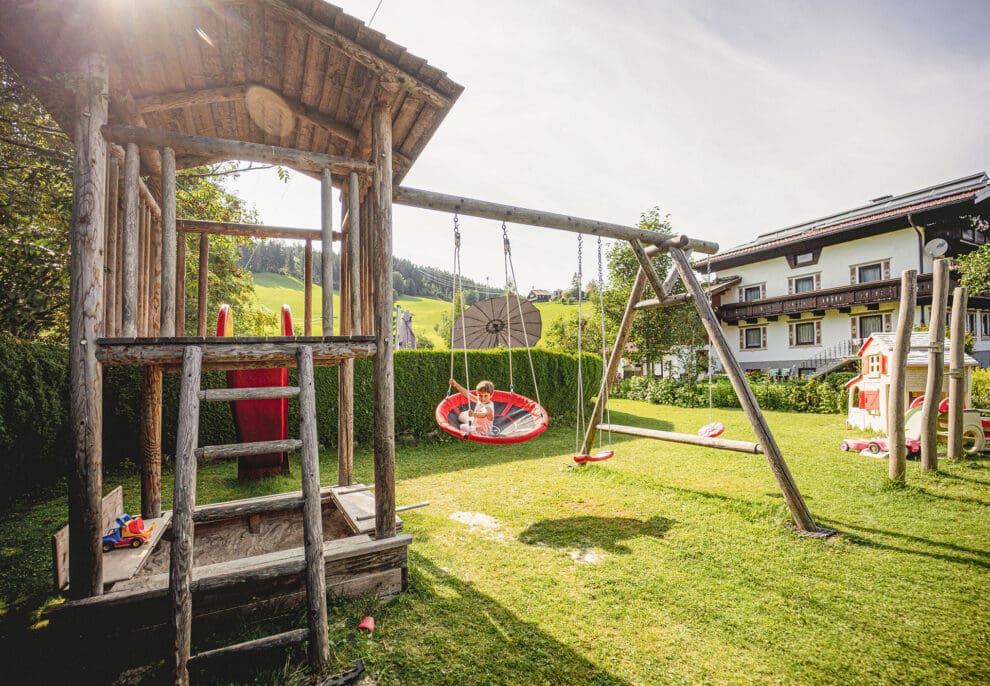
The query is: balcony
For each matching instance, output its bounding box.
[719,273,935,324]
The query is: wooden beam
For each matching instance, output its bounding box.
[189,629,309,667]
[160,147,177,337]
[268,0,452,109]
[197,233,210,337]
[103,156,119,336]
[195,439,303,462]
[103,125,375,176]
[922,258,949,473]
[176,233,186,336]
[348,172,362,335]
[68,51,108,600]
[634,277,740,310]
[629,240,671,303]
[393,186,719,254]
[177,218,342,242]
[95,338,377,368]
[372,96,397,539]
[669,248,823,534]
[122,142,140,338]
[339,172,362,487]
[107,142,161,217]
[887,270,916,482]
[140,365,163,518]
[135,83,360,144]
[321,169,334,335]
[304,240,313,336]
[948,286,968,459]
[598,423,763,454]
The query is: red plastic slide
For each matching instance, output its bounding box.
[217,304,294,480]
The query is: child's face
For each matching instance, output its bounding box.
[477,390,492,402]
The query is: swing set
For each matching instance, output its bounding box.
[394,186,834,536]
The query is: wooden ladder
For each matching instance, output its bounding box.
[170,345,329,685]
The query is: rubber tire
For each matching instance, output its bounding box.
[130,538,142,549]
[102,543,112,553]
[840,442,850,452]
[962,427,985,455]
[868,443,881,454]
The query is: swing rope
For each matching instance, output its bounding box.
[705,255,714,425]
[503,223,514,392]
[575,235,585,455]
[448,215,471,429]
[502,223,542,412]
[597,236,612,450]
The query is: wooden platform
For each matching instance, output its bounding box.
[330,484,402,534]
[102,513,171,586]
[95,335,376,369]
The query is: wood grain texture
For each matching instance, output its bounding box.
[52,487,123,592]
[160,147,177,337]
[947,286,967,460]
[122,142,140,338]
[200,386,301,402]
[372,97,397,539]
[887,270,916,481]
[195,439,303,462]
[669,248,820,533]
[140,365,163,518]
[197,233,209,336]
[304,239,313,336]
[68,51,108,600]
[177,218,342,242]
[188,628,309,667]
[598,424,762,454]
[321,168,334,334]
[296,346,330,670]
[922,258,950,473]
[348,171,362,334]
[176,233,186,336]
[95,338,376,368]
[104,157,119,336]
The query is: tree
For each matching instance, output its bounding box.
[954,216,990,294]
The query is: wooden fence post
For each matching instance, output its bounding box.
[922,258,950,472]
[948,286,968,459]
[888,270,916,482]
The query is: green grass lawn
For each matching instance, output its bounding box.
[2,400,988,684]
[251,272,576,349]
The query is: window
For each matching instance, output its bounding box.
[967,312,977,334]
[859,314,884,339]
[744,327,763,349]
[742,285,762,302]
[794,322,816,345]
[858,263,883,283]
[982,312,990,340]
[867,354,881,375]
[795,252,814,265]
[793,275,816,293]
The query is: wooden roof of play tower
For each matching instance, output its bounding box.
[0,0,463,182]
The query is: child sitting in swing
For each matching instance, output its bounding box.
[449,378,495,436]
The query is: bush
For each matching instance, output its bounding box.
[0,340,599,499]
[971,367,990,409]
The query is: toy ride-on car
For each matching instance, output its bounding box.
[840,437,921,456]
[102,514,155,552]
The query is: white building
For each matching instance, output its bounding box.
[705,173,990,374]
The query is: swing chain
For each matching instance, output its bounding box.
[453,213,461,248]
[502,221,511,256]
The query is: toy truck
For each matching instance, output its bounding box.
[101,514,155,552]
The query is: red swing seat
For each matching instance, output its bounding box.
[573,450,614,464]
[435,390,548,445]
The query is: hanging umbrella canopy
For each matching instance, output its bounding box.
[451,296,542,349]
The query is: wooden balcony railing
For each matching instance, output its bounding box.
[719,272,935,323]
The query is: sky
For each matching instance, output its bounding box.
[229,0,990,292]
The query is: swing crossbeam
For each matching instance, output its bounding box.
[598,424,763,454]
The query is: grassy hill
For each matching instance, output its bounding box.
[250,272,576,348]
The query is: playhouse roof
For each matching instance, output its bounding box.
[0,0,463,183]
[858,332,979,368]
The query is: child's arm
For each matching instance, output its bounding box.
[449,378,477,402]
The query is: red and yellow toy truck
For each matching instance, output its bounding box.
[101,514,155,552]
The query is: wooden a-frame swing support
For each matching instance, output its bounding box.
[392,187,831,536]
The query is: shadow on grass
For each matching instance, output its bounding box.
[518,515,675,554]
[350,551,632,686]
[820,517,990,569]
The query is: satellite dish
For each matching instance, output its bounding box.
[924,238,948,258]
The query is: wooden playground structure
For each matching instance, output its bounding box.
[1,1,833,681]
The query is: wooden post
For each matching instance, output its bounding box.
[138,203,148,335]
[581,269,648,454]
[948,286,968,459]
[176,233,186,336]
[122,142,140,337]
[361,199,375,336]
[304,239,313,336]
[103,157,119,335]
[149,207,162,336]
[197,233,209,336]
[348,171,362,333]
[160,147,177,337]
[321,168,334,335]
[170,346,202,686]
[296,346,330,670]
[68,51,108,599]
[141,365,163,517]
[669,248,821,533]
[114,191,124,336]
[922,258,950,472]
[371,93,396,539]
[888,270,916,482]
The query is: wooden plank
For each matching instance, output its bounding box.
[122,142,140,337]
[922,258,950,472]
[96,339,376,368]
[68,51,109,600]
[171,346,203,686]
[296,346,330,670]
[372,96,397,539]
[189,628,308,667]
[160,147,177,337]
[103,125,374,176]
[599,423,763,454]
[321,169,334,335]
[178,218,342,242]
[52,487,124,592]
[193,485,339,524]
[103,156,119,336]
[197,233,209,336]
[101,512,172,586]
[669,248,822,534]
[149,206,163,336]
[195,439,303,462]
[304,239,313,335]
[393,186,719,254]
[348,172,362,334]
[948,286,968,460]
[887,270,916,481]
[176,231,186,336]
[140,365,163,518]
[200,386,300,402]
[330,485,402,535]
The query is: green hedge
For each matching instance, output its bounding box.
[0,338,599,499]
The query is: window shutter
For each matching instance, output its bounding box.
[739,329,744,350]
[815,321,822,345]
[883,313,892,332]
[815,273,821,290]
[851,317,858,340]
[883,260,890,280]
[788,324,794,346]
[761,327,767,349]
[881,354,888,375]
[850,266,857,284]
